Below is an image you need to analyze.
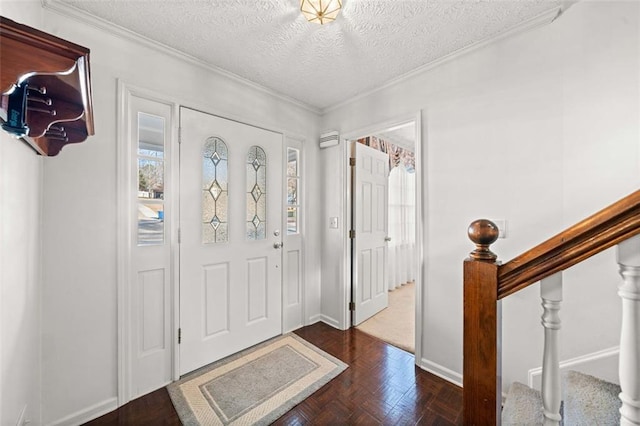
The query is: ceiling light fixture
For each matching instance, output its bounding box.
[300,0,342,25]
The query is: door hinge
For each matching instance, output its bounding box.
[178,126,182,144]
[349,229,355,239]
[349,157,356,167]
[178,328,182,344]
[349,302,356,311]
[178,227,181,244]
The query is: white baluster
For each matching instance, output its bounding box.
[617,236,640,426]
[541,272,563,426]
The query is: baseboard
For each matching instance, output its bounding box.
[419,358,463,388]
[47,397,118,426]
[528,346,619,390]
[318,314,342,329]
[307,314,322,325]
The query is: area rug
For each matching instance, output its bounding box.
[356,281,415,353]
[167,333,348,425]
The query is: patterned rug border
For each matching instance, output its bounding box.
[167,333,348,425]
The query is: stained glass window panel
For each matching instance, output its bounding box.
[246,146,267,241]
[202,137,229,244]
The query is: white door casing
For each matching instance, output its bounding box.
[352,141,389,325]
[179,107,283,375]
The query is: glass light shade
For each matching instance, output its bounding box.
[300,0,342,25]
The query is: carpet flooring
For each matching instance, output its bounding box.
[356,281,415,353]
[167,333,347,425]
[502,371,621,425]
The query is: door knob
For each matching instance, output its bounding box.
[273,242,284,249]
[384,236,392,242]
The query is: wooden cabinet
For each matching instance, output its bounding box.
[0,16,94,156]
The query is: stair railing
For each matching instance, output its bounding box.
[463,189,640,425]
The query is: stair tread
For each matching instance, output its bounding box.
[563,370,621,426]
[502,382,544,425]
[503,371,621,426]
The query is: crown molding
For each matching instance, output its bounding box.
[40,0,322,115]
[322,5,564,114]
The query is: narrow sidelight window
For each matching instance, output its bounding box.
[137,112,165,245]
[287,148,300,235]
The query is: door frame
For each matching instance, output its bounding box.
[341,111,424,363]
[117,81,303,405]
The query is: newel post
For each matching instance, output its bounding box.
[464,219,501,426]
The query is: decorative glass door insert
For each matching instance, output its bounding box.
[246,146,267,240]
[202,137,229,243]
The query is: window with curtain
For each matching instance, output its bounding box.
[387,165,416,291]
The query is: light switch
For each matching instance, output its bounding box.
[494,220,507,238]
[329,217,339,229]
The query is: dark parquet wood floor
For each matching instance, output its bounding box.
[85,322,462,425]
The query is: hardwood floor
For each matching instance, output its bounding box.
[85,322,462,425]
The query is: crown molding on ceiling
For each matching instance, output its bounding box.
[322,5,564,115]
[41,0,323,115]
[41,0,563,117]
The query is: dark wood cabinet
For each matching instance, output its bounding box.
[0,16,94,156]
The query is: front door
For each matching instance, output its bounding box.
[179,107,283,375]
[352,141,389,325]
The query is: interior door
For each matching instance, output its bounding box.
[179,107,283,375]
[352,141,389,325]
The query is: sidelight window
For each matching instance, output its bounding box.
[287,148,300,235]
[137,112,165,245]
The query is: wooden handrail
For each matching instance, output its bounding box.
[463,189,640,424]
[497,190,640,299]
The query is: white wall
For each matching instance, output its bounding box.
[320,0,640,389]
[2,3,322,424]
[1,6,45,426]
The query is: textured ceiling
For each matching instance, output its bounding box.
[55,0,562,110]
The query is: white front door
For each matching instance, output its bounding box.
[179,107,283,375]
[352,141,389,325]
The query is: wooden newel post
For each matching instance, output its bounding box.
[464,219,501,426]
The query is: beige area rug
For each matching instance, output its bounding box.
[356,282,415,353]
[167,334,347,425]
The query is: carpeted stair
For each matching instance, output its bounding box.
[502,371,621,425]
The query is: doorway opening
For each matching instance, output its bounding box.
[343,115,422,361]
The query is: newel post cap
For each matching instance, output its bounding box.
[468,219,499,261]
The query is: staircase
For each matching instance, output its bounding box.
[502,371,622,425]
[462,190,640,425]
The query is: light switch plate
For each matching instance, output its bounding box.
[329,217,339,229]
[494,220,507,238]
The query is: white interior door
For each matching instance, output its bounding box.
[352,141,389,325]
[179,107,283,375]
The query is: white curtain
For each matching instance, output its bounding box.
[387,166,416,291]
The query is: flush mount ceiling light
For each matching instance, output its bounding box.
[300,0,343,25]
